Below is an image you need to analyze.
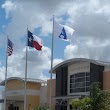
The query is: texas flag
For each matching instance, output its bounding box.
[28,30,43,51]
[54,20,75,41]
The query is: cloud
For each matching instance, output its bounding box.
[53,59,63,67]
[2,0,110,42]
[8,46,51,80]
[1,0,75,39]
[0,46,63,81]
[1,1,16,19]
[1,0,110,81]
[66,0,110,41]
[0,67,6,81]
[64,44,110,62]
[64,44,79,59]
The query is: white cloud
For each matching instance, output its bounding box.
[0,45,63,81]
[8,46,51,79]
[0,67,6,82]
[64,44,79,59]
[64,43,110,62]
[1,0,76,39]
[2,0,110,42]
[53,59,63,67]
[1,0,110,81]
[2,1,16,19]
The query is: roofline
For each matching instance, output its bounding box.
[0,77,46,85]
[0,77,23,85]
[51,58,110,73]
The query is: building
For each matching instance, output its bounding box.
[0,77,47,110]
[46,79,56,110]
[51,58,110,110]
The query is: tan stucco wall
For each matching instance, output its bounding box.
[7,95,24,101]
[5,79,42,110]
[6,79,23,90]
[7,79,41,91]
[26,82,41,90]
[103,71,110,90]
[26,95,40,110]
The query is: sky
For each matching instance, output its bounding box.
[1,0,110,82]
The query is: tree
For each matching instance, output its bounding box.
[72,97,92,110]
[90,82,110,110]
[34,105,51,110]
[72,82,110,110]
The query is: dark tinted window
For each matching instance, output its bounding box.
[70,74,74,78]
[86,87,90,91]
[75,88,85,92]
[75,82,85,87]
[70,79,74,83]
[86,82,90,86]
[70,83,75,88]
[70,72,90,93]
[86,77,90,81]
[86,72,90,76]
[75,77,85,82]
[75,73,85,78]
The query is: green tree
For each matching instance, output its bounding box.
[72,82,110,110]
[34,105,51,110]
[90,82,110,110]
[72,97,92,110]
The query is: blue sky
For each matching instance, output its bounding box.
[1,0,110,81]
[0,0,71,81]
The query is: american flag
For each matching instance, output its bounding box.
[8,38,14,56]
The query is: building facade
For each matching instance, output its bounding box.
[46,79,56,110]
[52,58,110,110]
[0,77,47,110]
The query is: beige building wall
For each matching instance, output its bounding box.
[4,78,42,110]
[46,79,56,110]
[26,82,41,90]
[103,71,110,90]
[7,79,24,90]
[26,95,40,110]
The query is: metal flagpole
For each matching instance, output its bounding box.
[50,15,54,108]
[24,26,28,110]
[4,36,8,110]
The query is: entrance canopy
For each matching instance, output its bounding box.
[0,99,23,103]
[53,95,81,100]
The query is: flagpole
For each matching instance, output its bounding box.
[4,36,8,110]
[24,26,28,110]
[50,15,54,108]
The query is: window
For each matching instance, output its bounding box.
[69,105,72,110]
[75,77,85,82]
[75,73,85,78]
[70,72,90,93]
[14,106,19,110]
[86,77,90,81]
